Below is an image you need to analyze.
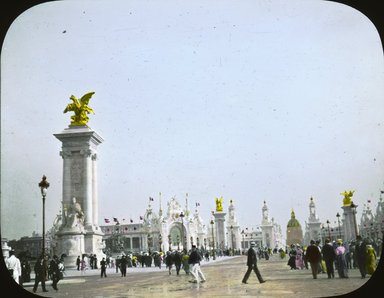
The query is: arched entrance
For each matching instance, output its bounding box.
[169,223,187,251]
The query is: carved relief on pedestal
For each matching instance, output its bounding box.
[71,161,82,192]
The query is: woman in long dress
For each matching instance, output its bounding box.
[366,244,377,275]
[335,239,349,278]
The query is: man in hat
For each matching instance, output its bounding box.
[242,242,266,284]
[188,245,206,283]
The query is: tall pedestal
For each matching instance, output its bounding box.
[54,126,105,268]
[213,212,226,250]
[342,205,358,242]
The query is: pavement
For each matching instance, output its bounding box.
[13,254,381,297]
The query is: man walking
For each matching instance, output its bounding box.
[355,235,367,279]
[305,240,322,279]
[321,238,336,278]
[100,257,107,278]
[6,250,21,285]
[33,254,49,293]
[188,245,206,283]
[242,242,266,284]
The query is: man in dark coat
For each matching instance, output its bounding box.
[76,256,81,271]
[120,255,127,277]
[172,251,182,275]
[242,242,266,284]
[305,240,322,279]
[321,238,336,278]
[49,255,61,291]
[100,257,107,278]
[355,235,367,278]
[33,254,48,293]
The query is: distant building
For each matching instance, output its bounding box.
[303,197,321,245]
[286,209,303,246]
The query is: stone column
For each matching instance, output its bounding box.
[342,206,357,241]
[213,212,226,250]
[54,125,105,268]
[92,154,98,226]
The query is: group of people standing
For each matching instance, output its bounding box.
[289,236,378,280]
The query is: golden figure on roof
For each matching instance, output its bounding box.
[215,197,223,212]
[341,190,354,206]
[63,91,95,126]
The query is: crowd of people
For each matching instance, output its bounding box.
[5,235,379,293]
[285,236,378,280]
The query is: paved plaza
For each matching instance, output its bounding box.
[14,254,380,298]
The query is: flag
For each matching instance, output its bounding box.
[104,218,110,223]
[367,200,371,203]
[130,219,133,223]
[113,217,118,222]
[149,197,154,201]
[196,202,200,207]
[381,190,384,194]
[140,216,144,220]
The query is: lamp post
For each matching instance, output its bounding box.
[210,219,216,260]
[336,212,342,239]
[180,211,185,250]
[168,234,171,251]
[350,201,359,239]
[159,234,162,252]
[38,175,50,256]
[241,230,245,253]
[326,220,331,240]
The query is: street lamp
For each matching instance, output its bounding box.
[210,219,216,260]
[326,220,331,240]
[336,212,342,239]
[180,211,185,250]
[38,175,50,256]
[350,201,359,239]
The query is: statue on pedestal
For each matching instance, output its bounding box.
[63,92,95,126]
[215,197,223,212]
[341,190,354,206]
[63,197,85,229]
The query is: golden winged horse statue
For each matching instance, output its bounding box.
[63,91,95,126]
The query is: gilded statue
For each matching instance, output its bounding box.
[63,92,95,126]
[215,197,223,212]
[341,190,354,206]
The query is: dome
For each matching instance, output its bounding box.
[287,209,301,228]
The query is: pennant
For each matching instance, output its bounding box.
[149,197,154,201]
[104,218,110,223]
[140,216,144,220]
[130,219,133,223]
[196,202,200,207]
[367,200,371,203]
[113,217,118,222]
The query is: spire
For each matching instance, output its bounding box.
[185,193,190,217]
[159,192,163,218]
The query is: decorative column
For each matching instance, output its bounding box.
[54,125,105,268]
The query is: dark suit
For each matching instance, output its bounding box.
[242,246,264,283]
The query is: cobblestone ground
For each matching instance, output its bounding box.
[19,254,378,298]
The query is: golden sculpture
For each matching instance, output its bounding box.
[341,190,354,206]
[215,197,223,212]
[63,92,95,126]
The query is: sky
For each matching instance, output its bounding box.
[1,0,384,241]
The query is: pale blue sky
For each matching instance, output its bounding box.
[1,0,384,240]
